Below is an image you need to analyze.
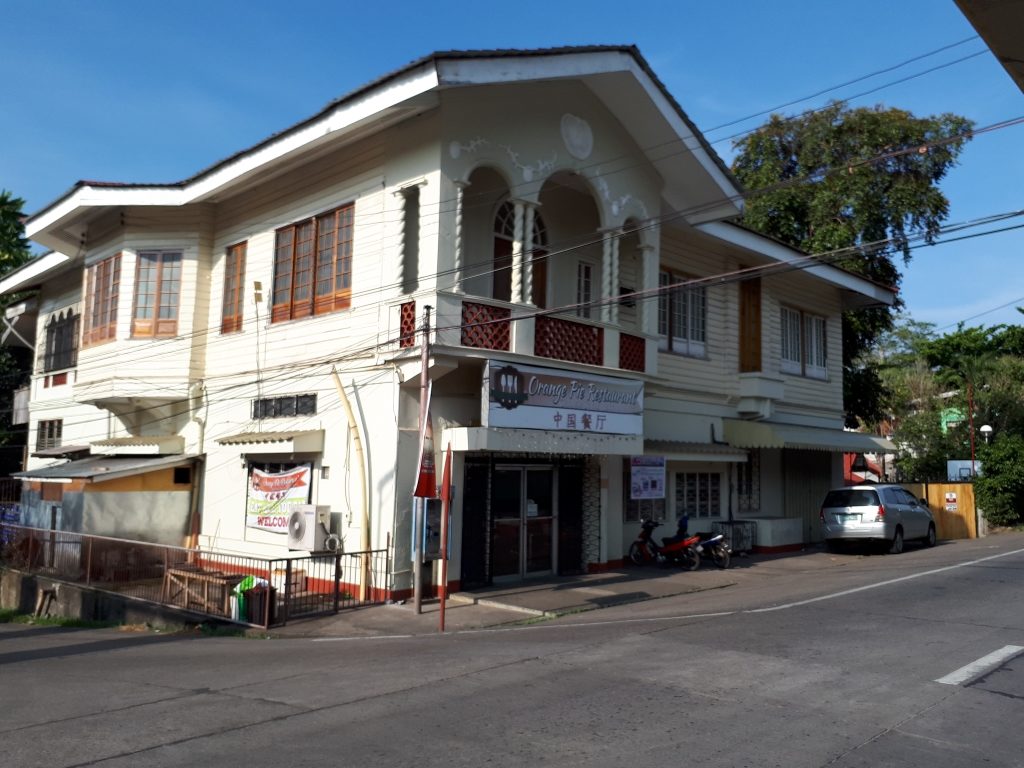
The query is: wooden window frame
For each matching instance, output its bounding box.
[43,310,80,372]
[272,203,353,323]
[36,419,63,451]
[780,305,827,380]
[657,269,707,357]
[221,242,247,334]
[575,261,593,319]
[132,250,182,338]
[82,253,121,347]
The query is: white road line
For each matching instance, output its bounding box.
[746,546,1024,613]
[309,546,1024,642]
[935,645,1024,686]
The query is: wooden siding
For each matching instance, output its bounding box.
[655,226,738,397]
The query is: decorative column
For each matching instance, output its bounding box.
[510,200,526,304]
[601,229,621,323]
[522,203,536,305]
[640,242,659,336]
[453,181,466,292]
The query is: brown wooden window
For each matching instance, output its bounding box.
[36,419,63,451]
[272,204,353,323]
[132,250,182,338]
[82,253,121,347]
[221,242,247,334]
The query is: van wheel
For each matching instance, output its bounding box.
[889,527,904,555]
[925,524,937,548]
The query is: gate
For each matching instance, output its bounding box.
[901,482,976,539]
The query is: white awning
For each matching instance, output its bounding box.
[444,427,642,456]
[723,420,895,453]
[91,436,185,455]
[215,429,324,453]
[644,440,748,463]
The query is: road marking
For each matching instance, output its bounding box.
[935,645,1024,686]
[308,546,1024,642]
[746,546,1024,613]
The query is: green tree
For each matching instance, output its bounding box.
[0,190,33,476]
[731,102,973,426]
[975,435,1024,527]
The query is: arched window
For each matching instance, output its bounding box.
[492,202,548,305]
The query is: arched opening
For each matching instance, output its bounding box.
[492,200,549,306]
[618,220,643,332]
[461,166,510,300]
[537,172,601,318]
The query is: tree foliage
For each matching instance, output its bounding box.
[0,190,33,476]
[0,190,31,276]
[975,436,1024,527]
[731,102,973,426]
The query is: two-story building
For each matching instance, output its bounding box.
[2,46,894,598]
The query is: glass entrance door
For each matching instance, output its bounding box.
[491,466,555,580]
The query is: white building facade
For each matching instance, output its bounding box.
[3,47,894,598]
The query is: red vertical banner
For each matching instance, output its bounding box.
[439,442,452,633]
[413,409,436,498]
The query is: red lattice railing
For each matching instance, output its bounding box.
[461,302,511,351]
[535,316,603,365]
[619,333,646,372]
[399,301,416,348]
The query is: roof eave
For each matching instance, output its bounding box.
[695,220,897,307]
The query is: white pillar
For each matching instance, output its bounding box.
[640,242,659,336]
[453,181,466,293]
[522,203,535,305]
[511,200,525,304]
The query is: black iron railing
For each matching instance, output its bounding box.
[0,523,390,629]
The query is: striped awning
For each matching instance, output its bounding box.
[724,420,895,453]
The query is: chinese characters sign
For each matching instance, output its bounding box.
[246,465,312,533]
[484,362,643,435]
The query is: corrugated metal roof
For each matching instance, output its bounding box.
[14,455,195,482]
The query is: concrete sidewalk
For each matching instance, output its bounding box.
[266,557,748,638]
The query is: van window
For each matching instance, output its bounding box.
[823,489,879,508]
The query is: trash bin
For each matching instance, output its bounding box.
[244,585,277,625]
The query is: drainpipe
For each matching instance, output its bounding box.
[331,368,370,600]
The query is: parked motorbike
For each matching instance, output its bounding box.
[628,518,700,570]
[678,516,731,569]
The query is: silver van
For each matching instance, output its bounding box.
[820,484,937,554]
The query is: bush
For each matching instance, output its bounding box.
[975,435,1024,527]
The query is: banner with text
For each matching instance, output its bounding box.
[246,465,312,533]
[630,456,666,499]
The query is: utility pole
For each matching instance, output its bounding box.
[413,305,432,614]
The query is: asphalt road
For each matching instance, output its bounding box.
[4,535,1024,767]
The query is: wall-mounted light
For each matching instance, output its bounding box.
[321,466,330,479]
[253,281,263,304]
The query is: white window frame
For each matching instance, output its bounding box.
[780,305,827,380]
[658,269,706,357]
[674,471,722,519]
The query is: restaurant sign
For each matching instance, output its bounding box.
[483,361,643,435]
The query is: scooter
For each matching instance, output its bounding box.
[678,516,731,569]
[628,518,700,570]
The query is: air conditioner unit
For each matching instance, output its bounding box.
[286,505,331,551]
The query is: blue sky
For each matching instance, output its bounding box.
[3,0,1022,332]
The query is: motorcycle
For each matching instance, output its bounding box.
[679,516,731,569]
[628,518,700,570]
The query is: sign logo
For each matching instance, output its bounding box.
[491,365,528,410]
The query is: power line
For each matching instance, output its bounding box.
[704,35,982,134]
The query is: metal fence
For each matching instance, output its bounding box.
[0,522,390,628]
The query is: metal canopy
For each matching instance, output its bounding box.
[723,420,895,453]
